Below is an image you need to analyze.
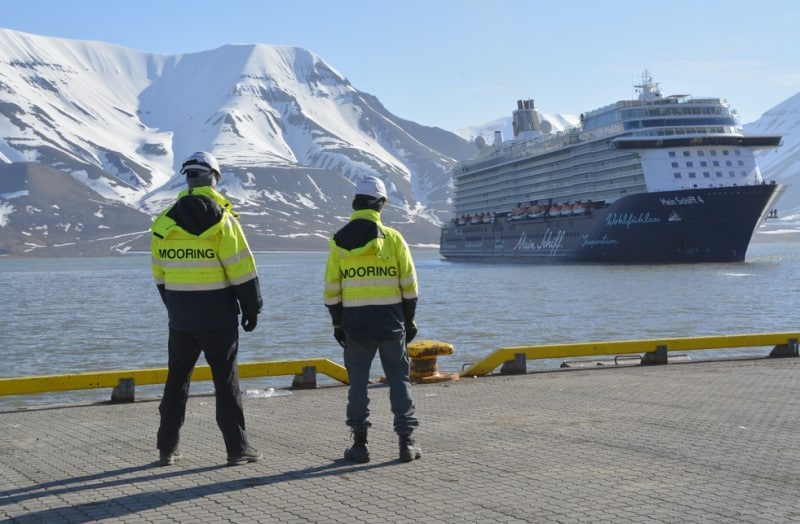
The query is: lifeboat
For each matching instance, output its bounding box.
[560,204,573,216]
[528,205,545,219]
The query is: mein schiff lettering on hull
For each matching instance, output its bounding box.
[439,71,785,263]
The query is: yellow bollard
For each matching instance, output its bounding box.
[407,340,460,384]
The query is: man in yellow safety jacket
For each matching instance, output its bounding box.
[151,151,263,467]
[324,175,422,463]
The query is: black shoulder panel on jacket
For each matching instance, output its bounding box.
[333,219,384,250]
[166,194,224,236]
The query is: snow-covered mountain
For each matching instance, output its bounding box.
[0,29,475,256]
[744,92,800,230]
[1,28,798,256]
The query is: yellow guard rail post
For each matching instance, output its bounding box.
[0,358,349,401]
[460,332,800,377]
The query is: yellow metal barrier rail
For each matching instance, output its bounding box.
[460,332,800,377]
[0,359,349,398]
[2,332,798,398]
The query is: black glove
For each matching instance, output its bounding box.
[241,314,258,332]
[333,326,346,348]
[405,321,418,344]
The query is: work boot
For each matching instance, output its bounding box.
[159,449,182,466]
[344,429,370,463]
[399,435,421,462]
[227,446,263,466]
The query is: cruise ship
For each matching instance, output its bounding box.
[439,71,784,263]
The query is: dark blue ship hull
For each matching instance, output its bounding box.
[440,183,783,263]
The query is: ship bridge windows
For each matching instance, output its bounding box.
[668,151,677,157]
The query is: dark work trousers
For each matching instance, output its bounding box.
[157,328,250,456]
[344,336,419,437]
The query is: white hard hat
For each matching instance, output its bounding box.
[180,151,220,177]
[354,176,387,200]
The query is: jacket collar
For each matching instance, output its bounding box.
[177,186,236,216]
[350,208,382,223]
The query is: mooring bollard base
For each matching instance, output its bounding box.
[292,366,317,389]
[111,377,135,403]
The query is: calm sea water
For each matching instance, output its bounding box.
[1,238,798,408]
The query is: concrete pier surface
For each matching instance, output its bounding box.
[1,357,798,523]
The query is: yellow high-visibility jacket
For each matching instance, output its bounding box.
[324,208,417,340]
[151,186,262,331]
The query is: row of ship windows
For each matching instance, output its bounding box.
[623,117,736,130]
[668,149,741,157]
[621,106,727,118]
[673,171,748,179]
[641,126,737,137]
[671,160,745,168]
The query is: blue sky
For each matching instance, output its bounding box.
[3,0,799,131]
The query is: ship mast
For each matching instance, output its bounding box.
[635,69,663,102]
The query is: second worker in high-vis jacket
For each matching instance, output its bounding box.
[324,176,422,463]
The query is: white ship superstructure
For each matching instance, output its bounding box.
[452,71,776,220]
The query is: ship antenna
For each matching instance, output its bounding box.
[635,68,662,101]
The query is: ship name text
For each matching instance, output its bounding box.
[581,235,619,247]
[605,212,661,229]
[513,229,565,256]
[659,196,705,206]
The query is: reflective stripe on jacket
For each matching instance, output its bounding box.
[324,208,417,340]
[151,186,262,331]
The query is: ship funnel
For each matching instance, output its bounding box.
[512,98,541,137]
[494,130,503,145]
